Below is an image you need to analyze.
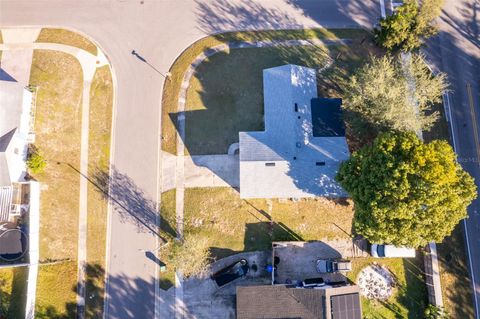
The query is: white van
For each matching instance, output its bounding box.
[371,244,416,258]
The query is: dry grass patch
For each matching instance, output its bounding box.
[29,50,83,261]
[184,187,354,258]
[85,65,113,317]
[36,28,97,56]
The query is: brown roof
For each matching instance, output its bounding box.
[236,285,361,319]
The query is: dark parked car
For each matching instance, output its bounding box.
[301,277,325,288]
[211,259,249,287]
[316,259,352,273]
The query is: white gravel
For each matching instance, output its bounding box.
[357,264,395,300]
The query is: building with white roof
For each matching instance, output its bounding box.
[0,76,34,222]
[239,64,349,199]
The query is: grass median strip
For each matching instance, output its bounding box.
[36,28,98,56]
[85,65,113,318]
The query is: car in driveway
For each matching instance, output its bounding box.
[316,259,352,273]
[371,244,416,258]
[301,277,326,288]
[211,259,249,287]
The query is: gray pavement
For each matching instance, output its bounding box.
[0,1,380,318]
[424,0,480,317]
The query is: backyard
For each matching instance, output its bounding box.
[347,257,427,319]
[159,187,427,318]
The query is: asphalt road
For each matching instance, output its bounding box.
[425,0,480,317]
[0,1,380,318]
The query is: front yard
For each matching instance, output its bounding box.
[27,30,113,318]
[161,28,376,154]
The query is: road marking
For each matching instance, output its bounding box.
[467,82,480,168]
[379,0,386,18]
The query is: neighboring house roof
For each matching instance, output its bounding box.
[236,285,362,319]
[239,64,349,199]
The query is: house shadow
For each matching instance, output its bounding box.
[208,221,304,262]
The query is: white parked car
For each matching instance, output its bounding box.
[371,244,416,258]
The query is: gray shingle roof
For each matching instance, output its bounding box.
[239,65,349,199]
[236,285,362,319]
[237,285,325,319]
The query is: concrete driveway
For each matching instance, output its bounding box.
[182,251,271,319]
[273,240,368,284]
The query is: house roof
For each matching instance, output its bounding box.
[0,79,27,138]
[236,285,362,319]
[239,65,349,199]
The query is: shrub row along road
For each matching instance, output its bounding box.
[5,0,476,318]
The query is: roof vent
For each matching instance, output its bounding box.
[265,162,276,167]
[295,103,298,112]
[316,162,326,166]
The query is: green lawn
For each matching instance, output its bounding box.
[159,189,176,290]
[348,257,427,319]
[161,28,374,154]
[0,267,28,319]
[35,262,78,318]
[36,28,98,56]
[185,45,330,154]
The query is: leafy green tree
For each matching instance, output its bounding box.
[336,132,476,248]
[375,0,444,51]
[424,304,450,319]
[26,146,47,174]
[343,54,447,136]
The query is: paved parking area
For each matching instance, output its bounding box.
[181,251,271,319]
[273,239,369,284]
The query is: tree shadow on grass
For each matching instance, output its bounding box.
[0,266,28,319]
[35,263,168,319]
[436,224,475,318]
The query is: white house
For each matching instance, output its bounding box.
[239,64,350,199]
[0,78,34,222]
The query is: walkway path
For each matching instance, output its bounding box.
[170,37,350,318]
[0,33,109,319]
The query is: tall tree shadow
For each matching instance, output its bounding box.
[34,263,171,319]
